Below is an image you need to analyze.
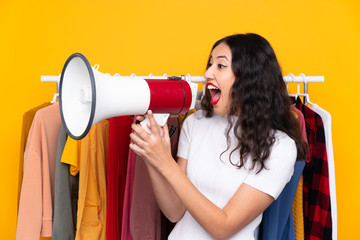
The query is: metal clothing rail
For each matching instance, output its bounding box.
[41,73,324,84]
[41,72,324,105]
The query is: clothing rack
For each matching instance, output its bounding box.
[41,73,324,105]
[41,73,324,85]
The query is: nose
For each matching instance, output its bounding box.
[204,64,214,81]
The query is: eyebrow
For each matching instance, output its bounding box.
[217,55,229,61]
[210,55,229,62]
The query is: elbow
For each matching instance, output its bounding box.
[211,232,231,240]
[211,232,236,240]
[208,224,240,240]
[168,215,181,223]
[164,208,186,223]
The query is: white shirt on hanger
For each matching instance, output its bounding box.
[311,104,337,240]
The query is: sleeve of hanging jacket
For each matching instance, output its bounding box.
[16,103,61,240]
[17,137,44,240]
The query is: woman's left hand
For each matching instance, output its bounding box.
[129,110,173,172]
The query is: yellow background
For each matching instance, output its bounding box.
[1,0,359,239]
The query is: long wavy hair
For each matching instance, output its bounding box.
[201,33,308,172]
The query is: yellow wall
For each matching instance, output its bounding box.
[1,0,359,238]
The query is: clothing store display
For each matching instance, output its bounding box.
[290,106,307,240]
[17,103,61,239]
[17,102,51,214]
[121,148,137,240]
[260,106,308,240]
[60,137,80,176]
[293,176,304,240]
[168,116,180,159]
[160,116,179,239]
[107,116,133,240]
[52,123,79,240]
[75,120,109,240]
[129,116,180,240]
[130,154,162,240]
[171,110,297,239]
[177,108,196,130]
[296,98,332,240]
[290,106,308,142]
[17,76,335,240]
[312,104,337,239]
[120,116,137,240]
[260,161,305,240]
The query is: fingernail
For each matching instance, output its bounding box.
[148,110,152,115]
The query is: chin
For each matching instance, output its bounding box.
[213,106,228,116]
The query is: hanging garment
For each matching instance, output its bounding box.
[161,116,179,239]
[130,154,162,240]
[107,116,133,240]
[168,116,180,160]
[59,136,80,176]
[75,120,109,240]
[260,107,307,240]
[260,161,305,240]
[52,123,79,240]
[312,104,337,240]
[290,106,307,240]
[129,116,180,240]
[293,176,304,240]
[17,102,51,214]
[295,97,332,240]
[121,148,137,240]
[125,116,184,240]
[177,108,197,130]
[17,103,61,239]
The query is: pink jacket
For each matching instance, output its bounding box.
[16,103,61,239]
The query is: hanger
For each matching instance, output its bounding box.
[287,73,300,99]
[51,93,59,104]
[299,73,314,106]
[186,73,206,101]
[286,73,314,106]
[51,78,59,103]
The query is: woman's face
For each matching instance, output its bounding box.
[204,42,236,115]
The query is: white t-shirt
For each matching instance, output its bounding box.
[169,110,297,240]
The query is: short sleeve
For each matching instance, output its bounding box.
[177,114,194,160]
[244,133,297,199]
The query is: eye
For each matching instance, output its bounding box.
[207,62,213,68]
[218,64,227,69]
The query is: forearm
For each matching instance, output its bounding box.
[144,160,186,222]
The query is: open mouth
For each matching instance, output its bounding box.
[208,83,221,105]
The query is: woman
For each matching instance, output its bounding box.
[129,33,308,239]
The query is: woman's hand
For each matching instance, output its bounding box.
[129,110,173,172]
[135,115,145,123]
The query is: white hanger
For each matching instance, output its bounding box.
[294,93,314,107]
[287,73,299,98]
[51,93,58,104]
[185,73,205,100]
[286,73,314,106]
[51,78,59,104]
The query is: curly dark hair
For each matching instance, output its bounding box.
[201,33,309,172]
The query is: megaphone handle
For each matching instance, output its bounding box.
[140,113,170,134]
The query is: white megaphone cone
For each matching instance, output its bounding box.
[59,53,198,140]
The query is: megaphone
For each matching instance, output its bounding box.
[59,53,198,140]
